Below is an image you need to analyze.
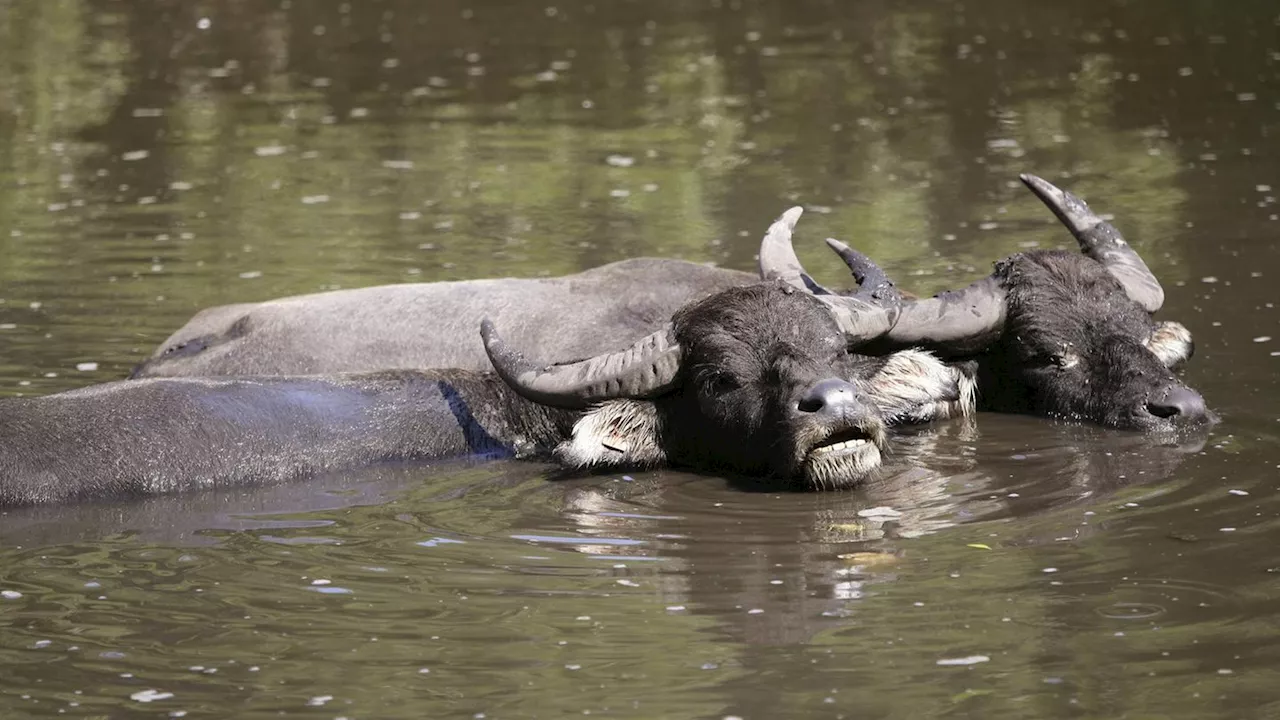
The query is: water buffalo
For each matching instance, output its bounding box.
[0,244,972,506]
[759,174,1208,431]
[132,258,754,377]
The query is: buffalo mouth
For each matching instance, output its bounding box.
[799,421,887,490]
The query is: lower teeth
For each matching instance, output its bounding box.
[813,439,867,455]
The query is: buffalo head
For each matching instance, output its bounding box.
[481,211,973,490]
[760,174,1208,432]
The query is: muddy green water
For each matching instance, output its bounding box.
[1,0,1279,717]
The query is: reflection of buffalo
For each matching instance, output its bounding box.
[761,174,1211,432]
[133,175,1207,434]
[557,417,1211,648]
[0,215,971,506]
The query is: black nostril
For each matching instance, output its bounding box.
[1147,386,1208,421]
[798,378,859,415]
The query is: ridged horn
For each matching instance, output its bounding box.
[1020,173,1164,313]
[824,237,902,303]
[481,319,682,409]
[823,240,1008,354]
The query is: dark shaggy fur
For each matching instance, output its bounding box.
[968,250,1197,430]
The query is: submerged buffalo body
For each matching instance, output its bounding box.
[133,259,753,377]
[759,174,1208,432]
[0,280,970,506]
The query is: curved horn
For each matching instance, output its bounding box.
[823,240,1008,353]
[756,208,901,343]
[1020,173,1164,313]
[757,206,835,295]
[481,319,682,409]
[824,237,903,303]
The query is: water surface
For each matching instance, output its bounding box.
[1,0,1278,717]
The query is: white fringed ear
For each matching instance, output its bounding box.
[554,400,667,469]
[1146,321,1194,368]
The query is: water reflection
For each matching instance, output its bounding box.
[0,0,1278,716]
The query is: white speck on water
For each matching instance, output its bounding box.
[1179,66,1193,76]
[747,608,764,615]
[254,145,286,157]
[76,362,98,372]
[1253,336,1271,343]
[1124,502,1140,508]
[643,183,659,192]
[33,640,51,648]
[565,664,582,670]
[400,211,421,220]
[170,181,193,191]
[1201,276,1218,283]
[770,579,783,585]
[576,615,591,621]
[301,195,330,205]
[130,690,174,703]
[311,579,331,586]
[382,160,414,170]
[1043,567,1059,573]
[936,655,990,666]
[350,108,369,118]
[309,586,352,594]
[197,17,211,30]
[606,154,635,167]
[666,605,686,612]
[857,506,902,520]
[238,271,262,279]
[1260,185,1274,193]
[1,590,22,599]
[1229,489,1250,496]
[616,579,639,587]
[122,150,149,161]
[979,222,1000,230]
[610,188,631,198]
[306,695,332,707]
[1238,93,1257,102]
[1218,668,1234,675]
[1220,527,1237,532]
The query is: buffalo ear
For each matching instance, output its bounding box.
[554,400,668,469]
[1146,321,1194,368]
[859,350,977,424]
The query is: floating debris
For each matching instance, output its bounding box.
[130,690,174,703]
[937,655,990,666]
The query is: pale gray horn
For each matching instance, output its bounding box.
[757,207,899,343]
[481,319,682,409]
[824,239,1008,354]
[758,206,835,295]
[1020,173,1164,313]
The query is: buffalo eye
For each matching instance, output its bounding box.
[702,372,741,397]
[1054,353,1080,370]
